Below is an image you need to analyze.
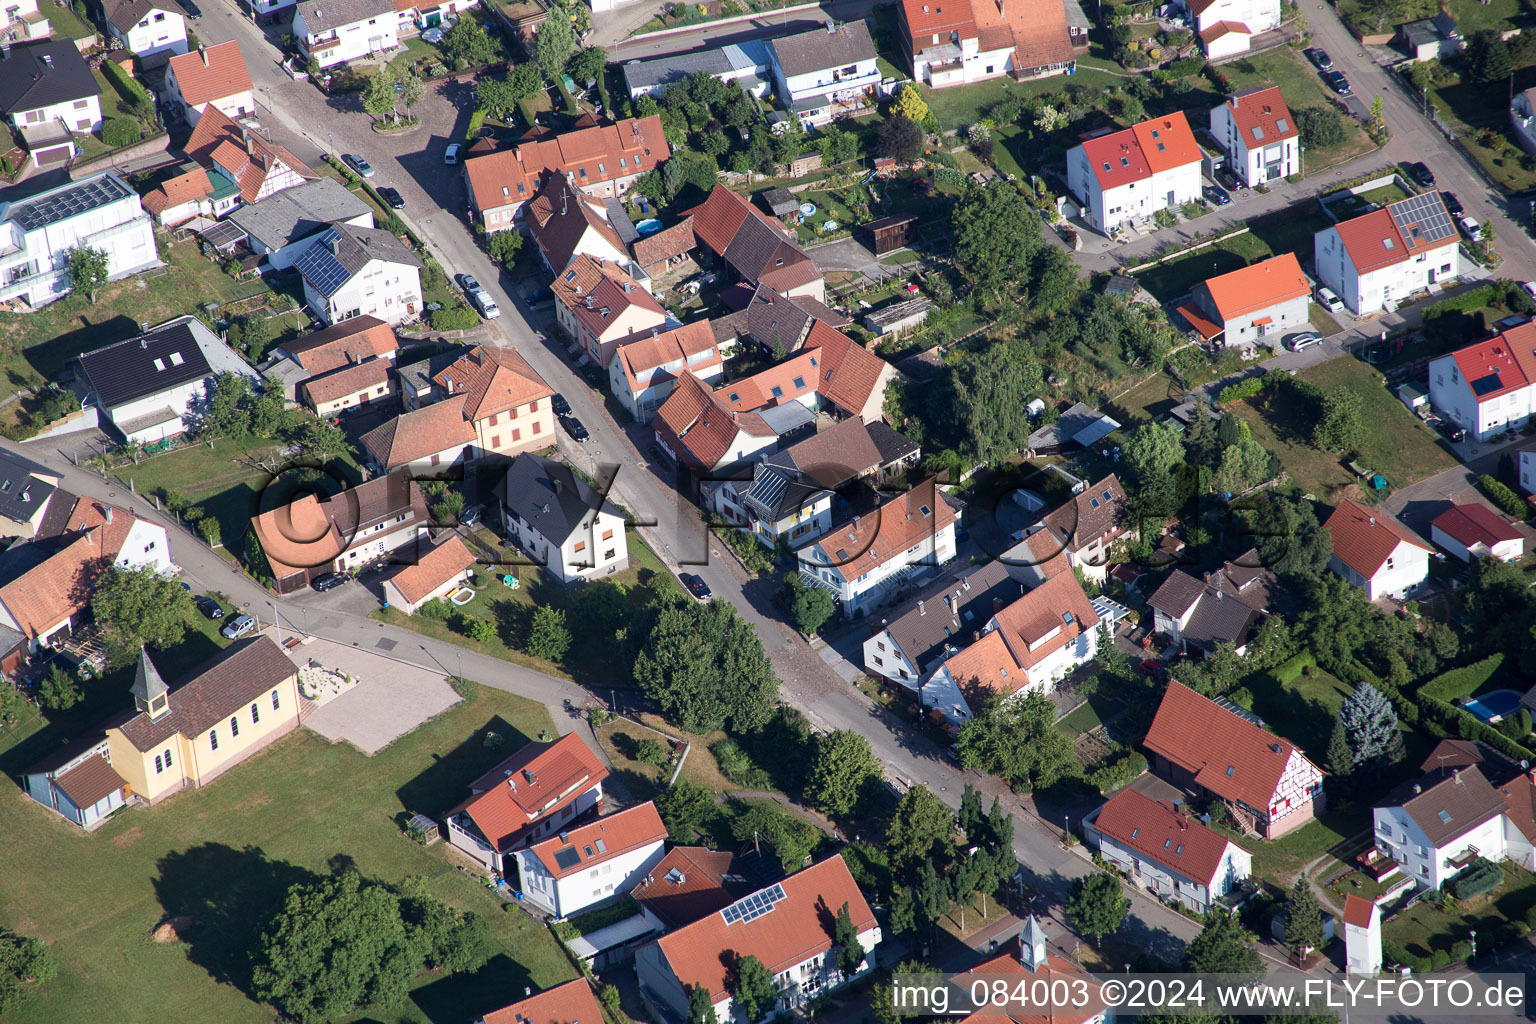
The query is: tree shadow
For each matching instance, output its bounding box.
[393,713,532,815]
[152,842,319,998]
[409,952,535,1024]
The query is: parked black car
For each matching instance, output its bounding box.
[1406,161,1436,189]
[378,186,406,209]
[1204,184,1231,206]
[680,573,712,600]
[1325,71,1352,96]
[313,572,346,592]
[1215,167,1244,192]
[1441,191,1463,216]
[562,416,589,442]
[551,393,571,415]
[1307,47,1332,70]
[194,595,223,620]
[1435,420,1466,444]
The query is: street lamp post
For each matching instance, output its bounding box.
[456,650,463,687]
[1470,929,1477,959]
[269,601,281,645]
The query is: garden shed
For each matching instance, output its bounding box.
[409,813,440,843]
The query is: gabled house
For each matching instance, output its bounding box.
[141,164,243,226]
[897,0,1074,89]
[526,173,636,276]
[766,21,879,127]
[1398,11,1461,62]
[293,0,398,68]
[295,222,422,325]
[636,855,879,1024]
[709,321,895,425]
[165,41,254,124]
[631,215,699,279]
[444,731,610,875]
[497,452,629,584]
[0,494,170,651]
[381,535,476,614]
[0,40,101,166]
[276,314,397,375]
[1314,191,1460,316]
[248,470,427,593]
[1024,474,1130,578]
[708,417,919,550]
[610,321,724,422]
[1147,561,1266,656]
[465,115,669,231]
[299,358,392,417]
[271,313,396,406]
[1210,87,1298,187]
[77,315,258,444]
[227,177,374,270]
[1428,321,1536,442]
[1176,252,1309,348]
[687,185,825,301]
[1430,503,1524,562]
[100,0,187,58]
[477,978,607,1024]
[1177,0,1279,56]
[710,282,851,356]
[553,254,675,370]
[22,729,129,828]
[0,171,157,306]
[795,479,957,616]
[1371,765,1535,889]
[953,921,1109,1024]
[104,640,302,805]
[922,566,1100,724]
[632,846,755,930]
[1325,499,1432,601]
[358,400,478,474]
[1143,680,1326,837]
[1066,113,1203,236]
[512,801,668,918]
[0,450,59,540]
[1083,787,1253,915]
[186,104,316,204]
[653,372,803,481]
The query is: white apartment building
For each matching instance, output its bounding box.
[1084,788,1253,916]
[512,802,668,919]
[609,322,723,422]
[1428,321,1536,441]
[293,0,397,68]
[766,21,880,128]
[1210,86,1298,186]
[1066,112,1203,235]
[1373,766,1536,890]
[101,0,187,58]
[1314,191,1460,316]
[295,223,421,325]
[0,172,157,308]
[498,453,629,584]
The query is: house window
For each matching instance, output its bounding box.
[604,549,615,560]
[528,400,539,413]
[163,748,172,768]
[491,435,501,448]
[431,454,441,466]
[251,703,261,725]
[210,730,219,750]
[272,690,281,711]
[154,754,164,774]
[512,428,521,441]
[230,716,240,738]
[489,413,499,425]
[574,541,586,552]
[74,99,88,109]
[602,529,614,540]
[532,421,541,434]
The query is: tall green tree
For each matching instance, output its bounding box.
[884,784,955,879]
[525,605,571,662]
[0,928,58,1015]
[65,245,109,302]
[438,18,498,69]
[949,342,1042,462]
[872,960,935,1024]
[1339,682,1402,767]
[1325,715,1354,775]
[533,7,575,83]
[1183,913,1262,974]
[790,586,835,635]
[1065,873,1129,944]
[1284,877,1325,961]
[566,45,607,84]
[632,594,778,733]
[1468,28,1514,86]
[1313,386,1364,452]
[729,954,775,1021]
[363,63,398,122]
[656,779,715,843]
[876,115,922,162]
[1122,420,1183,486]
[396,69,424,118]
[205,371,253,438]
[297,416,354,462]
[806,729,880,817]
[251,377,287,437]
[37,663,82,711]
[92,566,197,664]
[955,691,1076,789]
[1245,494,1332,581]
[834,901,865,975]
[951,181,1041,294]
[686,984,717,1024]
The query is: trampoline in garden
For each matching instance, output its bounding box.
[1463,690,1524,723]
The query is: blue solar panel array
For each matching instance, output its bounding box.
[295,230,350,296]
[720,882,786,924]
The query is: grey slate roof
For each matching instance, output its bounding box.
[101,0,186,34]
[0,41,97,115]
[0,449,56,527]
[621,40,768,95]
[603,197,640,245]
[882,559,1025,673]
[1392,765,1508,847]
[866,421,920,466]
[497,452,620,545]
[76,316,217,412]
[296,222,420,297]
[396,346,470,396]
[1149,569,1205,618]
[760,187,797,216]
[767,21,876,80]
[1179,589,1260,652]
[227,178,371,251]
[296,0,393,34]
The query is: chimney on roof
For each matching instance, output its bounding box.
[825,18,835,31]
[918,599,925,615]
[1413,783,1421,794]
[1,43,9,59]
[993,597,1003,614]
[41,53,51,67]
[1179,814,1187,831]
[104,505,113,525]
[553,477,563,495]
[200,44,209,67]
[1455,768,1463,784]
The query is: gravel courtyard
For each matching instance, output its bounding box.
[290,635,461,754]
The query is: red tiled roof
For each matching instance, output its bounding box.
[1143,680,1314,812]
[1325,499,1432,580]
[299,358,388,407]
[632,846,746,928]
[687,183,767,255]
[185,104,314,203]
[1333,208,1408,275]
[956,941,1107,1024]
[805,319,892,417]
[615,321,720,392]
[282,316,397,374]
[1200,253,1310,322]
[1498,773,1536,842]
[1176,302,1224,340]
[1080,127,1150,190]
[1223,86,1298,147]
[1431,503,1523,548]
[1451,331,1531,405]
[466,116,670,213]
[802,480,955,583]
[551,255,668,341]
[482,978,606,1024]
[653,373,774,471]
[169,41,252,107]
[1199,19,1251,42]
[142,167,213,216]
[387,535,475,606]
[0,496,149,639]
[901,0,979,53]
[432,345,553,423]
[525,801,666,878]
[250,472,424,579]
[722,348,820,411]
[1342,893,1376,929]
[462,733,609,852]
[1131,112,1202,174]
[939,568,1099,695]
[977,0,1072,71]
[653,855,876,1001]
[359,399,477,471]
[1093,788,1240,885]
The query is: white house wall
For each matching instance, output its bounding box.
[1374,804,1507,889]
[12,94,102,133]
[516,840,666,918]
[1316,227,1459,316]
[307,259,421,325]
[296,8,399,67]
[1220,293,1309,348]
[114,8,188,56]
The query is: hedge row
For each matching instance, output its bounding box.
[466,109,486,141]
[431,306,479,331]
[1089,750,1148,794]
[1423,283,1500,320]
[1217,376,1264,405]
[1478,474,1526,518]
[102,60,152,109]
[1270,651,1317,686]
[1151,56,1205,82]
[1446,857,1503,900]
[1420,654,1505,702]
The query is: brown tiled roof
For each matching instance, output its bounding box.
[1431,503,1523,549]
[881,559,1021,671]
[939,568,1099,695]
[632,846,749,929]
[1143,680,1314,812]
[614,321,720,392]
[53,754,128,807]
[1199,19,1251,42]
[460,732,610,852]
[630,215,696,269]
[1094,788,1241,885]
[281,315,397,374]
[168,41,252,107]
[431,345,553,423]
[115,637,296,751]
[688,184,761,256]
[974,0,1072,71]
[721,348,820,411]
[1396,766,1507,846]
[142,167,213,216]
[803,479,956,584]
[807,319,892,417]
[483,979,607,1024]
[526,174,627,271]
[653,855,875,1001]
[0,496,147,639]
[386,535,475,606]
[1498,772,1536,842]
[525,801,666,878]
[359,399,477,471]
[955,942,1107,1024]
[1325,499,1431,580]
[551,254,668,341]
[250,471,424,579]
[101,0,185,32]
[465,116,669,214]
[1149,569,1206,618]
[299,358,388,407]
[186,104,315,203]
[653,372,774,471]
[1420,737,1519,780]
[1039,474,1126,549]
[1342,894,1376,928]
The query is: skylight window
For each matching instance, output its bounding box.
[1150,128,1160,139]
[1164,838,1172,849]
[1120,157,1129,167]
[1384,238,1395,250]
[1438,809,1452,823]
[1252,126,1264,140]
[152,358,164,371]
[1102,162,1111,172]
[1102,490,1112,501]
[1131,827,1140,839]
[1063,611,1074,624]
[1276,118,1288,132]
[920,504,931,516]
[770,385,784,398]
[170,352,184,366]
[1089,497,1100,509]
[1226,765,1236,776]
[1176,844,1184,855]
[1156,142,1166,152]
[728,392,740,402]
[792,376,805,389]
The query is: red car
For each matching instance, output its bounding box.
[1139,659,1169,679]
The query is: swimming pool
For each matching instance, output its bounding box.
[1463,689,1524,723]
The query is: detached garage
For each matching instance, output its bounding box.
[382,535,477,614]
[1430,503,1524,563]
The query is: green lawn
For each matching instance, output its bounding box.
[0,685,575,1024]
[1338,0,1531,39]
[1213,809,1356,887]
[917,68,1126,132]
[1059,695,1121,737]
[46,1,94,38]
[1425,63,1536,193]
[1131,203,1334,302]
[1104,371,1185,425]
[1358,182,1412,206]
[1385,865,1536,959]
[1216,49,1379,175]
[1244,662,1352,767]
[1231,357,1458,501]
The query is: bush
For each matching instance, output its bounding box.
[1151,55,1204,81]
[635,737,668,766]
[419,598,454,620]
[101,118,141,148]
[1296,105,1347,149]
[1383,939,1432,973]
[1088,750,1147,793]
[1217,377,1264,405]
[101,59,153,110]
[1445,857,1503,900]
[1478,473,1526,517]
[431,306,480,332]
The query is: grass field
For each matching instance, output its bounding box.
[593,714,746,803]
[1385,866,1536,958]
[1131,205,1332,302]
[1231,356,1458,500]
[1106,371,1186,425]
[917,68,1127,133]
[0,685,575,1024]
[1216,49,1379,175]
[1426,63,1536,193]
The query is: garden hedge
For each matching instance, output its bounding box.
[101,59,153,109]
[1478,474,1526,517]
[1217,377,1264,405]
[1445,857,1503,901]
[430,306,480,332]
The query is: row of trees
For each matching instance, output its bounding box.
[883,783,1018,939]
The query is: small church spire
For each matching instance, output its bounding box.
[1020,914,1049,972]
[130,648,169,719]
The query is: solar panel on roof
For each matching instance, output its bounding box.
[554,847,581,869]
[8,174,131,232]
[719,882,787,924]
[1389,192,1455,246]
[296,232,351,296]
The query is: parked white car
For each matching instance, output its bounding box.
[1458,216,1481,240]
[1316,287,1345,314]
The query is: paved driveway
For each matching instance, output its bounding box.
[289,633,461,754]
